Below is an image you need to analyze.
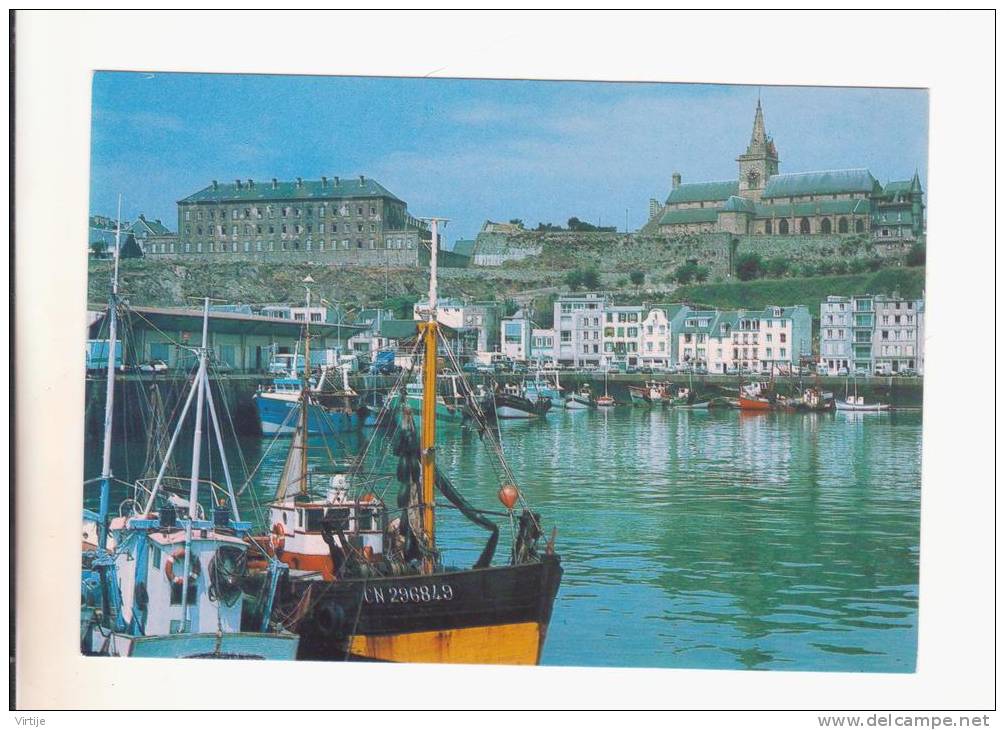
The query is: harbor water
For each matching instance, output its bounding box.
[84,406,922,672]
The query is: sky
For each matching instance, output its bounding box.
[90,73,928,247]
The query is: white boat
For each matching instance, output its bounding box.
[836,377,889,412]
[81,285,298,659]
[564,383,596,410]
[835,395,890,412]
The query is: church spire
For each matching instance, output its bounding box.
[752,99,767,145]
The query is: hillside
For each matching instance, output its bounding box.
[672,267,926,313]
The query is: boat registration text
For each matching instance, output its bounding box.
[363,584,455,604]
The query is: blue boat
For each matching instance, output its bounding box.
[524,371,564,408]
[254,368,366,436]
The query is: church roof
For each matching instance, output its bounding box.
[883,180,913,195]
[666,180,738,205]
[753,198,871,219]
[658,207,719,226]
[721,196,756,214]
[763,169,879,199]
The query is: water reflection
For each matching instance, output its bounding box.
[84,406,921,672]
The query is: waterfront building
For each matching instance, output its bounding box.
[639,309,673,369]
[820,296,854,374]
[500,308,534,362]
[829,293,924,375]
[414,298,502,354]
[346,308,395,357]
[871,295,924,374]
[160,176,428,265]
[87,305,363,372]
[553,293,608,368]
[674,304,811,373]
[652,101,925,242]
[260,303,329,323]
[602,304,645,368]
[530,328,556,365]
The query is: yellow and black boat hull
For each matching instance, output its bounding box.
[286,555,562,665]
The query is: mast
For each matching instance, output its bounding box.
[97,194,123,549]
[180,296,210,630]
[300,276,314,497]
[420,217,447,574]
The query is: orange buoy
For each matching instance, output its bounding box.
[498,484,519,510]
[164,547,201,586]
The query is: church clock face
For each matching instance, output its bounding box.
[746,169,760,188]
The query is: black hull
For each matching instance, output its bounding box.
[490,393,553,418]
[282,555,563,662]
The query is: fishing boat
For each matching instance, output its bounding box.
[524,370,564,408]
[262,219,563,664]
[254,286,366,436]
[596,367,616,407]
[385,376,469,426]
[835,376,889,411]
[627,379,666,406]
[489,382,553,419]
[564,382,596,410]
[738,380,777,411]
[81,287,298,660]
[795,385,835,412]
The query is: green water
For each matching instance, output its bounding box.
[85,406,921,672]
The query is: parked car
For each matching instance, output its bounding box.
[138,359,169,374]
[638,365,654,374]
[896,368,919,377]
[835,367,849,376]
[854,368,869,377]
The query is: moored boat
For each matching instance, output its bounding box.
[564,382,596,410]
[82,288,298,660]
[490,382,553,418]
[263,218,563,664]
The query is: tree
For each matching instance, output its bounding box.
[508,218,524,228]
[120,233,143,259]
[673,262,698,285]
[564,269,584,291]
[734,252,764,281]
[815,261,834,276]
[629,270,645,290]
[906,242,926,267]
[766,257,789,278]
[832,260,849,275]
[849,258,869,274]
[581,268,600,290]
[693,265,710,283]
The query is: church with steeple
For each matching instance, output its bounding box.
[649,100,925,241]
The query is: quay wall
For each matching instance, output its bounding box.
[84,373,924,442]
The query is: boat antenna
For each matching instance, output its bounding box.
[96,194,123,549]
[419,217,448,574]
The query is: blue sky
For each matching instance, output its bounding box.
[90,73,928,246]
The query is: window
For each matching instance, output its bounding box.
[184,243,191,253]
[244,241,250,252]
[196,242,202,253]
[778,218,789,235]
[256,241,262,251]
[560,331,572,343]
[232,242,237,252]
[780,348,786,358]
[184,210,191,221]
[779,333,787,343]
[232,225,238,235]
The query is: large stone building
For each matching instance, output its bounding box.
[652,101,925,242]
[149,175,429,264]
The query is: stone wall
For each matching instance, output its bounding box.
[474,229,907,279]
[139,247,425,267]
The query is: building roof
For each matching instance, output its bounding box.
[658,207,720,226]
[754,198,871,218]
[130,215,172,236]
[763,169,879,199]
[883,180,913,195]
[721,195,757,214]
[665,180,739,205]
[178,176,403,205]
[88,305,365,339]
[452,239,476,257]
